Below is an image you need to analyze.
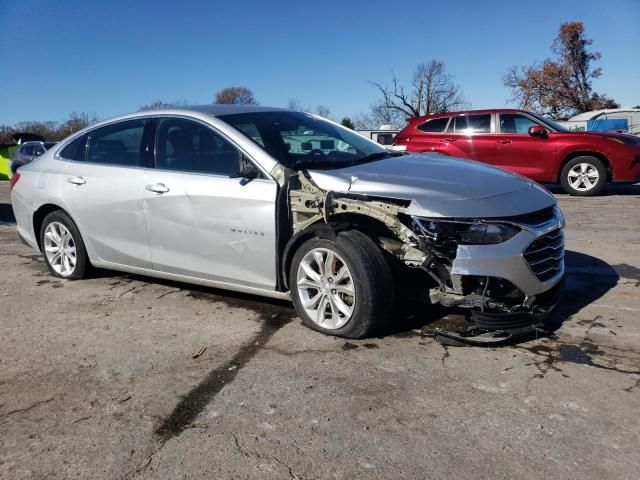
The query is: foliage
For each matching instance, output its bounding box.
[340,117,355,129]
[214,87,259,105]
[0,112,98,144]
[503,21,616,117]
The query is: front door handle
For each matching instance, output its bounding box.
[498,139,512,144]
[146,183,170,194]
[67,176,86,185]
[444,137,457,142]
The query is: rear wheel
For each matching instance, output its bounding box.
[560,156,607,196]
[40,210,92,280]
[289,230,394,338]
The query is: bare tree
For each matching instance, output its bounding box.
[214,87,259,105]
[56,112,98,139]
[314,105,332,119]
[287,98,305,111]
[371,60,467,120]
[138,99,187,111]
[354,100,406,129]
[286,99,334,120]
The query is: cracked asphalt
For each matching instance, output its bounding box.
[1,182,639,479]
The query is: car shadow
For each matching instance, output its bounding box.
[67,249,620,344]
[0,203,16,224]
[385,250,620,343]
[544,182,640,196]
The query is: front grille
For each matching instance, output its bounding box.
[501,206,556,226]
[523,228,564,282]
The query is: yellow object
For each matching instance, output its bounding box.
[0,146,16,180]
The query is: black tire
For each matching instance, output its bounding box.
[289,230,394,339]
[560,156,607,196]
[40,210,92,280]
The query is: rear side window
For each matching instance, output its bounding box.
[454,114,491,134]
[86,120,147,166]
[21,145,34,155]
[156,118,241,176]
[417,117,449,133]
[59,136,86,161]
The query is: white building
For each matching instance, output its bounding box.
[558,108,640,136]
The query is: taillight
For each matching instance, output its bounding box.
[9,173,20,190]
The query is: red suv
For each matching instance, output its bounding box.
[393,109,640,196]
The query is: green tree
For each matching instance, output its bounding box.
[340,117,355,129]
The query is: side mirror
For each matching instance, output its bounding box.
[230,154,260,181]
[528,125,547,138]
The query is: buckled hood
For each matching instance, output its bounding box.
[306,153,556,218]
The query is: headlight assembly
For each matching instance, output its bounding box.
[412,218,521,245]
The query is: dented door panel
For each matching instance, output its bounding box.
[143,170,278,290]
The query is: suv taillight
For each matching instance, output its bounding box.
[9,173,20,190]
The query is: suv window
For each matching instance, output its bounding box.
[454,114,491,134]
[500,113,538,134]
[156,118,241,176]
[86,120,146,166]
[33,145,46,156]
[417,117,449,133]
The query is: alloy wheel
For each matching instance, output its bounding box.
[43,222,77,277]
[296,248,356,330]
[568,163,599,192]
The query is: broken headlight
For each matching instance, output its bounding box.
[413,218,521,245]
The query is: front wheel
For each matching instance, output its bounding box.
[560,156,607,196]
[289,230,394,338]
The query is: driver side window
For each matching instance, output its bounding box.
[500,114,539,134]
[156,118,242,176]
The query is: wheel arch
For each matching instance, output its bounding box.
[557,151,611,183]
[280,214,397,290]
[33,204,66,251]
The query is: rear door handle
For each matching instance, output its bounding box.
[498,139,512,144]
[67,176,86,185]
[145,183,170,194]
[445,137,457,142]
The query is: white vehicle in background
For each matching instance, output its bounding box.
[355,125,399,146]
[558,108,640,136]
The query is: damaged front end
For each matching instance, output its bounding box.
[287,170,565,346]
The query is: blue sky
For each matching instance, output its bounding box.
[1,0,638,124]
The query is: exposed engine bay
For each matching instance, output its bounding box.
[286,169,564,346]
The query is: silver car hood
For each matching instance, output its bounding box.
[306,153,556,218]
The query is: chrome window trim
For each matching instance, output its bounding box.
[448,113,495,136]
[53,114,276,183]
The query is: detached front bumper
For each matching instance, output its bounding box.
[433,279,564,346]
[427,215,565,346]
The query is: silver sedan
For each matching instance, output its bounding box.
[10,105,564,341]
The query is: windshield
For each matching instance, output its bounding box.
[527,112,569,132]
[219,111,392,169]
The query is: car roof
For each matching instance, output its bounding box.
[135,104,289,117]
[411,108,524,122]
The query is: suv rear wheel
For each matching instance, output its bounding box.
[289,230,394,338]
[560,156,607,196]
